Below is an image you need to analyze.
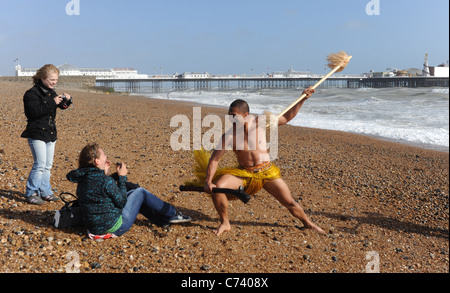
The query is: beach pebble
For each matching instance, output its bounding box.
[200,265,210,271]
[90,262,101,269]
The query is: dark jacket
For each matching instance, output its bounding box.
[21,80,63,142]
[66,167,128,235]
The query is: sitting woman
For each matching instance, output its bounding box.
[66,143,191,237]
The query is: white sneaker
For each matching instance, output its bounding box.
[169,211,192,224]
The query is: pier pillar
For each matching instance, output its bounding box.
[125,81,140,93]
[99,81,114,89]
[218,80,229,91]
[152,81,162,93]
[194,80,211,91]
[172,81,189,91]
[237,80,249,90]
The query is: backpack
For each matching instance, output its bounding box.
[53,192,84,229]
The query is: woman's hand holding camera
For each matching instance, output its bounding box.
[54,93,72,106]
[116,162,128,177]
[54,95,64,105]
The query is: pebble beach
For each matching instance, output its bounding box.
[0,81,448,274]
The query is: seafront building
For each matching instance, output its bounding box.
[15,63,149,79]
[11,55,448,91]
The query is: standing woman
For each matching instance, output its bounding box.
[21,64,73,205]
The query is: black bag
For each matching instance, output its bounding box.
[53,192,84,229]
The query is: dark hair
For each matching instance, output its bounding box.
[79,143,100,168]
[229,99,250,114]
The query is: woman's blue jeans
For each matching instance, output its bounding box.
[114,187,176,236]
[25,138,56,198]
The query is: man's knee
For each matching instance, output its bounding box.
[215,175,240,189]
[284,199,300,211]
[215,180,229,189]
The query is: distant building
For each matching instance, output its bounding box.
[15,63,148,79]
[403,68,422,76]
[370,71,395,78]
[421,53,449,77]
[272,67,311,78]
[422,53,431,77]
[368,64,449,78]
[429,65,449,77]
[178,72,212,79]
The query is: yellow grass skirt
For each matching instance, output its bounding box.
[184,149,281,200]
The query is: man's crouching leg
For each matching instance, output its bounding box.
[212,174,244,236]
[264,178,326,235]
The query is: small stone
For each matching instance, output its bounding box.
[90,262,101,269]
[200,265,210,271]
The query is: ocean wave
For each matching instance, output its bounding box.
[292,117,450,147]
[356,87,378,92]
[142,87,449,149]
[431,88,449,94]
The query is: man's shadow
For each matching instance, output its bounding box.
[313,210,449,240]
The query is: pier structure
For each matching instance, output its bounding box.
[97,76,449,93]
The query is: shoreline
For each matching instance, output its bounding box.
[138,94,449,154]
[0,81,448,273]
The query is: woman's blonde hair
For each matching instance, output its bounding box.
[79,143,100,168]
[32,64,60,85]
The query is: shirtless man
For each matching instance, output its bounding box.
[204,87,325,236]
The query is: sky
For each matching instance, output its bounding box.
[0,0,449,76]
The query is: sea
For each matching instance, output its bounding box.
[125,85,449,152]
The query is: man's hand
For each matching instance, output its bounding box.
[204,182,217,194]
[303,87,315,99]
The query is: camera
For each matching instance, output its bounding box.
[58,95,73,109]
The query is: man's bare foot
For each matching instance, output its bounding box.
[214,222,231,236]
[305,222,326,235]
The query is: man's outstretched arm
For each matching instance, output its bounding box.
[278,87,315,126]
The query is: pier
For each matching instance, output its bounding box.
[97,76,449,93]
